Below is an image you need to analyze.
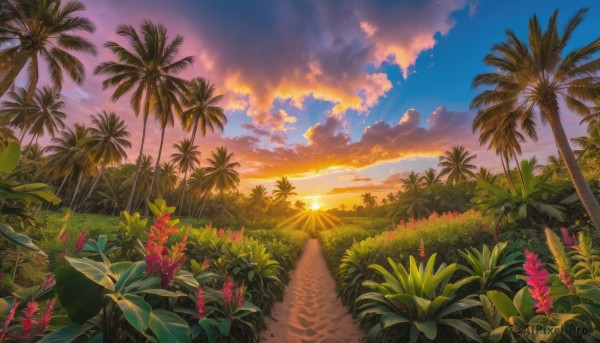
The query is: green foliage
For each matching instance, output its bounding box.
[357,254,481,342]
[459,242,523,293]
[115,211,148,260]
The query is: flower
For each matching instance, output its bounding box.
[545,228,574,292]
[59,231,70,242]
[75,227,86,253]
[523,249,553,314]
[20,301,39,340]
[38,299,55,331]
[560,228,577,248]
[145,213,187,288]
[0,301,20,341]
[196,287,205,319]
[418,239,426,260]
[201,258,210,271]
[41,275,55,289]
[222,278,234,305]
[217,229,224,238]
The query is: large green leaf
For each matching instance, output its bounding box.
[65,257,114,290]
[0,142,19,174]
[39,323,89,343]
[114,261,146,292]
[54,265,103,324]
[0,223,46,255]
[148,309,191,343]
[115,294,152,334]
[486,291,519,322]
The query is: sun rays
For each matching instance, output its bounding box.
[277,207,340,237]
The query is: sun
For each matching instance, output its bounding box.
[311,202,321,211]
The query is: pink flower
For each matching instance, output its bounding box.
[59,231,70,242]
[559,270,573,292]
[217,229,224,238]
[75,227,86,253]
[20,301,39,339]
[0,301,20,341]
[222,278,233,305]
[41,275,55,289]
[560,228,577,248]
[523,249,553,315]
[196,287,205,319]
[38,299,55,331]
[201,258,210,271]
[145,214,187,288]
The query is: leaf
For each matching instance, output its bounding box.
[486,290,519,322]
[39,323,89,343]
[114,261,146,292]
[0,223,46,255]
[217,318,232,336]
[141,289,186,297]
[198,318,217,343]
[54,265,103,324]
[65,257,115,290]
[381,312,409,329]
[414,321,437,340]
[0,142,19,173]
[115,294,152,334]
[148,309,191,343]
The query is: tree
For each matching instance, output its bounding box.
[438,146,477,184]
[157,162,178,198]
[0,87,35,142]
[95,20,193,212]
[27,87,66,145]
[170,138,200,211]
[401,171,421,192]
[476,167,497,184]
[361,192,377,210]
[248,185,269,215]
[45,124,93,209]
[205,147,240,202]
[77,111,131,210]
[181,77,227,147]
[0,0,97,96]
[187,167,210,216]
[420,168,442,188]
[273,176,297,209]
[294,200,307,212]
[470,8,600,235]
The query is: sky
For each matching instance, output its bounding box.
[22,0,600,208]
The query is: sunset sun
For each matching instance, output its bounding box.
[311,202,321,211]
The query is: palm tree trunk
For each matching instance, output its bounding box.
[546,108,600,236]
[178,170,189,213]
[146,125,166,212]
[502,154,516,191]
[69,173,83,210]
[126,115,149,212]
[56,174,68,196]
[18,127,27,144]
[27,133,36,147]
[77,167,105,211]
[198,193,209,218]
[513,154,525,187]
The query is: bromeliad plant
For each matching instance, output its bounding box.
[479,229,600,342]
[357,254,481,343]
[459,242,523,293]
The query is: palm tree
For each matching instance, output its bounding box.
[95,20,194,212]
[401,171,422,192]
[204,147,240,202]
[0,87,35,142]
[181,77,226,147]
[157,162,178,198]
[0,125,17,150]
[438,146,477,184]
[170,138,201,212]
[0,0,97,96]
[470,8,600,235]
[45,124,93,209]
[476,167,497,184]
[542,153,567,177]
[248,185,269,214]
[361,192,377,210]
[294,200,307,212]
[420,168,442,188]
[273,176,297,209]
[187,167,210,216]
[146,104,175,207]
[27,87,66,145]
[77,111,131,210]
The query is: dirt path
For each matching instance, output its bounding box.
[261,239,363,343]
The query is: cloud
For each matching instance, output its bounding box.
[335,174,373,182]
[79,0,472,129]
[326,172,408,194]
[241,123,286,145]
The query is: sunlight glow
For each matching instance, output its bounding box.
[311,202,321,211]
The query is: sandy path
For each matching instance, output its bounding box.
[261,239,363,343]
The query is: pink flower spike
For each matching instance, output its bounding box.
[222,278,233,305]
[0,301,20,341]
[20,301,39,339]
[75,227,86,253]
[59,231,70,242]
[560,228,577,248]
[196,287,205,319]
[38,299,55,331]
[523,249,553,315]
[41,275,55,289]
